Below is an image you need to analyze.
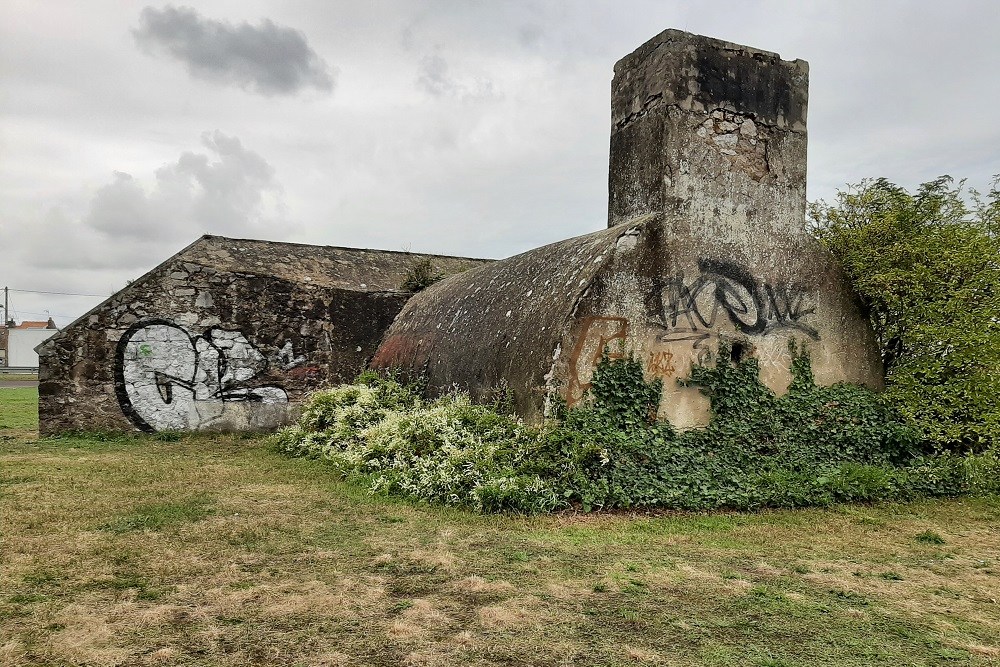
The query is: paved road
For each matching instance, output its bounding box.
[0,381,38,388]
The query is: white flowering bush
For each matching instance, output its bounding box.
[271,378,563,513]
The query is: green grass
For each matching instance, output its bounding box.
[2,392,1000,666]
[0,387,37,432]
[915,529,947,545]
[98,495,216,534]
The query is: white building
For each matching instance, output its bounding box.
[2,320,59,368]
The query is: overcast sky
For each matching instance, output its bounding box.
[2,0,998,327]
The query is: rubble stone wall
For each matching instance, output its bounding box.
[39,259,408,434]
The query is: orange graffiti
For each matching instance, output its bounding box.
[566,316,630,405]
[647,349,676,377]
[370,332,434,369]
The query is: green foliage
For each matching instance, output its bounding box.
[99,496,215,533]
[400,257,445,292]
[914,530,945,545]
[809,176,1000,451]
[559,344,924,511]
[272,375,561,513]
[275,350,995,514]
[588,354,662,428]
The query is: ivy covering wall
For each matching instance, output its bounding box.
[274,348,1000,513]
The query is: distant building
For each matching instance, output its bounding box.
[1,318,58,368]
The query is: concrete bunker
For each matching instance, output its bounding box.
[37,28,884,435]
[372,29,883,426]
[37,236,487,434]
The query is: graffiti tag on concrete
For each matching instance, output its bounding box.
[114,320,287,432]
[644,258,819,345]
[647,349,676,377]
[566,316,630,405]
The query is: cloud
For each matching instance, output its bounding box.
[416,52,457,97]
[28,131,291,272]
[415,50,502,102]
[133,5,334,96]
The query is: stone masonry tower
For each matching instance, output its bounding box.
[609,29,809,239]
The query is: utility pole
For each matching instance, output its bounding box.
[2,286,7,327]
[1,286,7,368]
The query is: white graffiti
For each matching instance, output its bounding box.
[115,321,287,431]
[276,340,306,370]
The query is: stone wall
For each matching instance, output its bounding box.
[38,236,487,434]
[608,29,808,237]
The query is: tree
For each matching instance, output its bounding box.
[809,176,1000,451]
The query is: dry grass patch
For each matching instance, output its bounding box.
[38,603,129,667]
[145,646,180,664]
[968,644,1000,658]
[3,388,1000,667]
[452,575,515,596]
[387,598,452,641]
[306,651,351,666]
[402,649,451,667]
[476,596,543,629]
[404,548,459,572]
[623,645,663,663]
[543,580,592,601]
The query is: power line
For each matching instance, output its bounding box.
[7,288,108,298]
[16,310,79,320]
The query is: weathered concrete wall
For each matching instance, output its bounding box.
[372,29,883,427]
[372,216,881,426]
[372,228,615,417]
[609,29,808,236]
[39,236,487,434]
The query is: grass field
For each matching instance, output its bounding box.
[0,387,39,432]
[2,389,999,666]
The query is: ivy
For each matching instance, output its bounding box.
[273,346,998,513]
[588,353,662,428]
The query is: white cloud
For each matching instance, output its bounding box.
[415,50,502,102]
[15,132,291,287]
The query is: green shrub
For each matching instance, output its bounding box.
[275,350,994,514]
[273,376,562,513]
[400,257,445,292]
[964,447,1000,495]
[809,176,1000,451]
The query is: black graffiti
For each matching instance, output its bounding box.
[644,258,819,344]
[114,319,287,433]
